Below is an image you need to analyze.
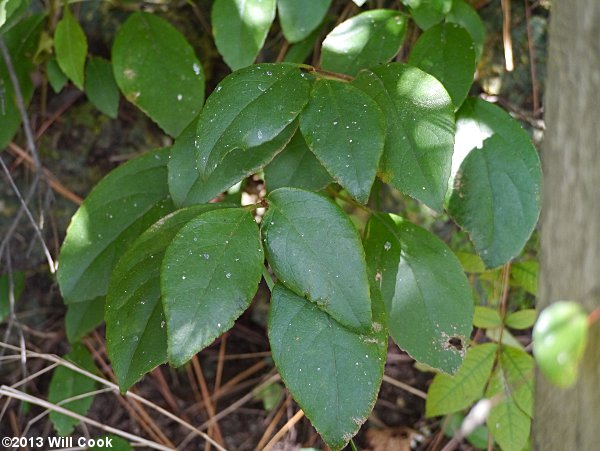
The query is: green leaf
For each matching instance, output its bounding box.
[0,14,43,150]
[0,0,27,33]
[196,63,311,176]
[169,115,296,207]
[320,10,407,77]
[161,208,263,366]
[263,188,372,332]
[106,205,223,389]
[455,251,486,273]
[448,98,542,268]
[426,343,497,417]
[364,213,472,373]
[409,23,476,108]
[57,148,174,304]
[54,7,87,89]
[486,347,534,451]
[278,0,331,43]
[510,261,538,296]
[112,12,205,137]
[47,57,68,93]
[269,284,387,450]
[65,297,105,342]
[254,381,284,410]
[212,0,276,70]
[89,436,132,451]
[264,129,332,192]
[352,63,455,210]
[505,309,536,330]
[48,344,97,436]
[85,57,119,119]
[533,301,588,388]
[284,26,322,64]
[473,306,502,329]
[446,0,485,60]
[406,0,452,30]
[0,271,24,322]
[299,78,385,203]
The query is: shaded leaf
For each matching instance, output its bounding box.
[364,213,472,373]
[47,57,68,93]
[426,343,497,417]
[112,12,204,137]
[65,297,105,342]
[320,10,406,76]
[269,284,386,450]
[212,0,276,70]
[85,57,119,118]
[57,148,174,304]
[353,63,455,210]
[300,78,385,203]
[446,0,485,59]
[510,261,538,296]
[263,188,372,332]
[54,7,87,89]
[48,344,97,436]
[162,208,263,366]
[278,0,331,43]
[284,26,323,64]
[264,129,332,192]
[448,98,542,268]
[409,23,476,108]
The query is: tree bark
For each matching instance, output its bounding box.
[535,1,600,449]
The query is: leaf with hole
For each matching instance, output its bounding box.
[269,284,387,450]
[353,63,455,210]
[364,213,472,373]
[299,78,385,204]
[264,130,332,192]
[112,12,204,137]
[196,63,311,177]
[85,57,119,118]
[48,343,97,436]
[161,208,264,366]
[57,148,174,304]
[409,23,476,108]
[212,0,276,70]
[320,9,407,76]
[106,205,223,390]
[448,98,542,268]
[278,0,331,43]
[263,188,372,332]
[54,7,87,89]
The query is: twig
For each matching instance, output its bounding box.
[255,397,288,450]
[382,374,427,400]
[500,0,514,71]
[263,409,304,451]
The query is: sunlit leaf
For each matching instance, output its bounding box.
[278,0,331,43]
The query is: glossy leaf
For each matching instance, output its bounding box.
[47,57,68,93]
[0,271,24,322]
[263,188,372,332]
[264,130,332,192]
[284,26,322,64]
[533,301,588,388]
[406,0,452,30]
[426,343,497,417]
[299,78,385,203]
[447,0,485,59]
[162,208,263,366]
[320,10,407,76]
[169,116,296,207]
[510,261,538,296]
[409,23,476,108]
[112,12,205,137]
[269,284,387,450]
[196,63,311,176]
[0,15,43,150]
[278,0,331,43]
[65,297,105,342]
[505,309,537,330]
[57,148,174,304]
[54,7,87,89]
[85,57,119,118]
[364,213,472,373]
[473,306,502,329]
[448,98,542,268]
[48,344,97,436]
[106,205,222,389]
[212,0,276,70]
[353,63,455,210]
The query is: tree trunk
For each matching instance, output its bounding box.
[535,1,600,449]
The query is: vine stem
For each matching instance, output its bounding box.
[297,64,354,82]
[326,187,372,213]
